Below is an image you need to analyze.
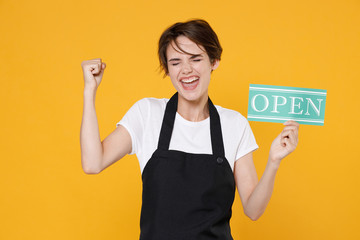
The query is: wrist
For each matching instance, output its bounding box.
[84,86,97,95]
[268,156,281,170]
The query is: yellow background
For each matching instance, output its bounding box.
[1,0,359,239]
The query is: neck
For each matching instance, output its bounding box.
[177,93,209,122]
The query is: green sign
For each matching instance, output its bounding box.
[247,84,327,126]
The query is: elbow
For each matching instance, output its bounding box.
[248,214,260,221]
[244,209,262,221]
[81,159,102,174]
[83,168,101,174]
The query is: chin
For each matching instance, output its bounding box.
[178,90,206,103]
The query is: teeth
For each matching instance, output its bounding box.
[181,76,199,83]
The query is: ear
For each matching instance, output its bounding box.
[211,59,220,71]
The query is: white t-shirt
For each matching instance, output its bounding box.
[116,97,259,174]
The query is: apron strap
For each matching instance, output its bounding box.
[208,97,225,156]
[157,92,178,151]
[158,92,225,157]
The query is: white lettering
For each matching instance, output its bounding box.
[251,94,269,112]
[289,97,303,114]
[271,95,287,113]
[305,98,323,116]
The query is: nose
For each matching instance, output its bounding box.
[181,61,193,74]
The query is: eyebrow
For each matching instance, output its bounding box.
[168,58,181,62]
[190,54,203,59]
[168,54,203,62]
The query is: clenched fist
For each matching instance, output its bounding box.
[81,58,106,90]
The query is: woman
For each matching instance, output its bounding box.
[80,19,299,240]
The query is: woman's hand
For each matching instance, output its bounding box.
[269,120,299,166]
[81,58,106,90]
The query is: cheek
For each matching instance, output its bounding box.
[196,62,212,72]
[197,67,211,77]
[168,66,180,77]
[168,71,178,83]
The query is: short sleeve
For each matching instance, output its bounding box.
[235,119,259,161]
[116,99,146,155]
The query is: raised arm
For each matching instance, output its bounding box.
[234,120,299,220]
[80,58,132,174]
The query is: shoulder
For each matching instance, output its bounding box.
[133,97,168,105]
[215,104,248,125]
[133,97,169,109]
[131,97,169,116]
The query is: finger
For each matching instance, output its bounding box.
[284,122,299,140]
[294,128,299,140]
[99,59,102,70]
[284,120,300,127]
[98,65,105,78]
[281,129,293,139]
[282,130,298,147]
[283,137,294,150]
[280,137,286,147]
[283,126,298,132]
[287,130,297,146]
[91,63,100,74]
[283,126,299,140]
[90,58,101,62]
[89,58,102,65]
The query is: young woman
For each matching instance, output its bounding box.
[80,19,299,240]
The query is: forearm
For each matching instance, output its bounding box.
[80,87,103,174]
[244,158,280,220]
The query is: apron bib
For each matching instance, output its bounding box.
[139,92,236,240]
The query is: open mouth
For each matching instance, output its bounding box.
[180,76,199,90]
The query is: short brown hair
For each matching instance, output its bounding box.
[158,19,222,77]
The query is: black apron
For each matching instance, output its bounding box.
[139,92,236,240]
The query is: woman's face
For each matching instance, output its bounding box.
[166,35,219,103]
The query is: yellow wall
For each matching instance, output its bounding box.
[1,0,359,239]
